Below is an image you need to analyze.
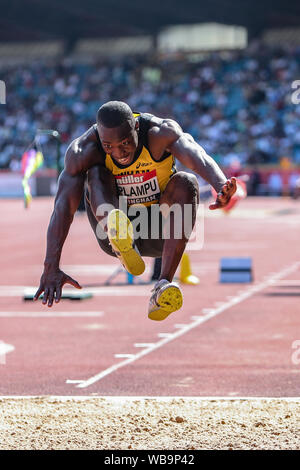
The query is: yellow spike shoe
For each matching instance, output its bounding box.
[107,209,145,276]
[148,279,183,321]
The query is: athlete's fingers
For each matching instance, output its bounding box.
[42,288,49,305]
[209,179,237,210]
[64,275,82,289]
[223,181,232,194]
[209,201,221,210]
[47,288,55,307]
[217,191,227,204]
[33,285,44,301]
[55,285,62,303]
[227,177,237,192]
[221,189,228,199]
[231,178,237,193]
[220,178,236,200]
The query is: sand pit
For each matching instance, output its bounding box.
[0,397,299,450]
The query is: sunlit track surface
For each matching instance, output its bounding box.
[0,196,300,397]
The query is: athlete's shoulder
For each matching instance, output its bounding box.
[65,125,105,175]
[146,114,183,151]
[68,125,99,155]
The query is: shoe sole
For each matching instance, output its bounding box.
[148,285,183,321]
[107,209,145,276]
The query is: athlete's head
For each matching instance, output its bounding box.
[97,101,139,166]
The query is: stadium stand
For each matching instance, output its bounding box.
[0,40,299,196]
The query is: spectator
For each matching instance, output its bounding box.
[289,172,300,199]
[248,168,262,196]
[1,41,299,171]
[267,172,283,196]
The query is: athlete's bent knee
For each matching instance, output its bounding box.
[171,172,199,198]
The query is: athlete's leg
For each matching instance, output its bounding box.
[147,172,199,321]
[87,165,119,232]
[87,165,145,275]
[132,205,165,258]
[158,171,200,281]
[84,190,116,257]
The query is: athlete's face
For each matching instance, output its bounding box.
[98,120,139,166]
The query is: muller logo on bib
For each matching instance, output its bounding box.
[116,169,160,205]
[118,174,145,184]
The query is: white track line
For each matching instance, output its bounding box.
[114,354,135,359]
[68,261,300,389]
[271,280,300,286]
[0,341,15,364]
[0,396,300,402]
[0,286,150,297]
[0,311,103,317]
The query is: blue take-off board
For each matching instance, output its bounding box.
[219,257,253,283]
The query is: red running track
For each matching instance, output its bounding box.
[0,196,300,396]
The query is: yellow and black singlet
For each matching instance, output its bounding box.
[94,113,176,207]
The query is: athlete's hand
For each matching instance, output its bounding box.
[209,177,237,210]
[34,269,82,307]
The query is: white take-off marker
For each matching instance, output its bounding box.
[67,261,300,389]
[0,341,15,365]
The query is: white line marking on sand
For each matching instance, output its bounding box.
[68,261,300,389]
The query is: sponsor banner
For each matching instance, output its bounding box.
[0,172,35,197]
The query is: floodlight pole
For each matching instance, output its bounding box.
[36,129,62,180]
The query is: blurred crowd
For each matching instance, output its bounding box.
[1,41,300,181]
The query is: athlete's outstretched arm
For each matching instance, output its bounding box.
[34,169,84,306]
[157,120,237,210]
[34,130,99,307]
[34,137,99,307]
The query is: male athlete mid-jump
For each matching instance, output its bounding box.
[35,101,236,320]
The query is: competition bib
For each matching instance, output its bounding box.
[115,169,160,205]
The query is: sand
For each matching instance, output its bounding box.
[0,397,299,450]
